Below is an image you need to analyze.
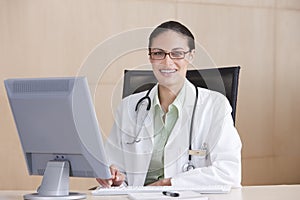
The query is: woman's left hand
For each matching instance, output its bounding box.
[147,178,171,186]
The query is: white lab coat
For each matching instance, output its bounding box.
[105,79,242,187]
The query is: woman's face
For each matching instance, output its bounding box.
[149,30,194,91]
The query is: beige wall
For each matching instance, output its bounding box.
[0,0,300,190]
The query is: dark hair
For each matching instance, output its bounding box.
[148,21,195,50]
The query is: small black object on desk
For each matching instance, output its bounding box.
[162,191,180,197]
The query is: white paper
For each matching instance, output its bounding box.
[128,191,208,200]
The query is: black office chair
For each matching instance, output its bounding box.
[122,66,240,123]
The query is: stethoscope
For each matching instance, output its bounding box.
[128,84,207,172]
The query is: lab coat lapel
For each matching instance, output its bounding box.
[165,80,196,144]
[141,85,156,141]
[126,86,157,186]
[164,80,196,178]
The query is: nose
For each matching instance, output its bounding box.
[162,54,174,66]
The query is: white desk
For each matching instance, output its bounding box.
[1,185,299,200]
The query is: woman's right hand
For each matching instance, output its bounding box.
[96,165,126,187]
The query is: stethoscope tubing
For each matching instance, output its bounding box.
[135,87,152,111]
[188,85,198,161]
[130,84,200,171]
[133,84,199,157]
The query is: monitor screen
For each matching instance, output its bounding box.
[5,77,111,199]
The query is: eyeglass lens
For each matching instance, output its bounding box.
[150,51,189,60]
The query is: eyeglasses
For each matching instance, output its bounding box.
[148,50,191,60]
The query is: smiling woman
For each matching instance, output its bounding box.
[149,29,195,108]
[96,21,242,188]
[149,22,195,97]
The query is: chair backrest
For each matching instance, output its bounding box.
[123,66,240,123]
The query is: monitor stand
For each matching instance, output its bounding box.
[24,161,86,200]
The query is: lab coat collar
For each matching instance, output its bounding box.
[152,79,196,106]
[146,79,198,141]
[184,79,198,106]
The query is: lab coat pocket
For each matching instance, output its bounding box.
[192,154,208,168]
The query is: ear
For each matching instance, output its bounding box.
[187,49,195,63]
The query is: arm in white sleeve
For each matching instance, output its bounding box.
[171,95,242,187]
[104,104,127,181]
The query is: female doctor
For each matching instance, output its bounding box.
[97,21,242,188]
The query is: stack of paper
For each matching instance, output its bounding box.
[128,191,208,200]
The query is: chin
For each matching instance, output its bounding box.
[158,79,183,90]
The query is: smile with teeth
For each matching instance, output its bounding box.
[160,69,176,73]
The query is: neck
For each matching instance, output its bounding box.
[158,82,184,113]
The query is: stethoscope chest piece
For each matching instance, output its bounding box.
[126,138,141,145]
[182,160,195,172]
[183,143,208,172]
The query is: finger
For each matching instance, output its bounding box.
[146,180,160,186]
[109,165,118,178]
[96,178,113,188]
[115,170,125,181]
[114,170,120,181]
[112,172,126,186]
[96,178,108,187]
[146,178,171,186]
[107,179,113,187]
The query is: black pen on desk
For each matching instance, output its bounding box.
[162,191,180,197]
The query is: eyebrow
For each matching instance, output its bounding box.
[150,48,164,51]
[150,47,186,51]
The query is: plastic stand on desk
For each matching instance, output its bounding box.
[23,161,86,200]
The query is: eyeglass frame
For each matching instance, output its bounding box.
[148,49,191,60]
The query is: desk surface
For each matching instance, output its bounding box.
[1,185,299,200]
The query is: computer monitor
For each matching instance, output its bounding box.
[5,77,111,200]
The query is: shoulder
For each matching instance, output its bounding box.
[185,79,227,104]
[197,87,227,102]
[198,88,232,116]
[195,86,232,114]
[122,91,147,102]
